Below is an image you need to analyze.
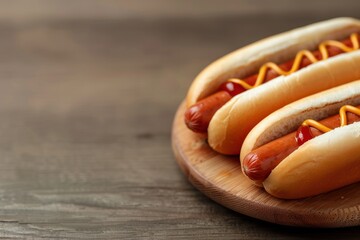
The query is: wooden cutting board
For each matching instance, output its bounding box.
[171,101,360,227]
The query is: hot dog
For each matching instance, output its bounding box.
[240,81,360,199]
[243,105,360,182]
[185,34,358,133]
[184,18,360,155]
[185,91,232,132]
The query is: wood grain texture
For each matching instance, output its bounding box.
[172,101,360,227]
[0,0,359,238]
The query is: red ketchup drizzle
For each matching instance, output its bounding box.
[295,125,314,146]
[218,81,246,97]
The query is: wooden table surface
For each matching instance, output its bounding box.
[0,0,360,238]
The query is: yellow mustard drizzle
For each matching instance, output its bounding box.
[228,33,359,90]
[302,105,360,133]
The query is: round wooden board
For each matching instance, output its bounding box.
[171,101,360,227]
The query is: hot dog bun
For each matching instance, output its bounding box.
[186,17,360,107]
[185,17,360,155]
[240,80,360,199]
[264,122,360,199]
[208,50,360,154]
